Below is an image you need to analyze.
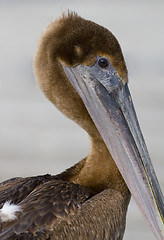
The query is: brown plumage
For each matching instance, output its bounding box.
[0,13,163,240]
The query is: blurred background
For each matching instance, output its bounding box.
[0,0,164,239]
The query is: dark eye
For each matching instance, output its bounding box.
[98,58,109,68]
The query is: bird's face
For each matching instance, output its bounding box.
[63,54,164,240]
[34,13,164,239]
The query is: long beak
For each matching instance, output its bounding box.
[62,62,164,240]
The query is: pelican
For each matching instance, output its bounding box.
[0,13,164,240]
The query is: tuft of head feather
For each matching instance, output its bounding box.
[0,201,22,223]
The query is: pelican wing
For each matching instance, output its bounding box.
[0,179,92,239]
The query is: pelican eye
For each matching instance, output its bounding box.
[98,58,109,68]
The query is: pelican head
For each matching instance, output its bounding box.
[34,13,164,239]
